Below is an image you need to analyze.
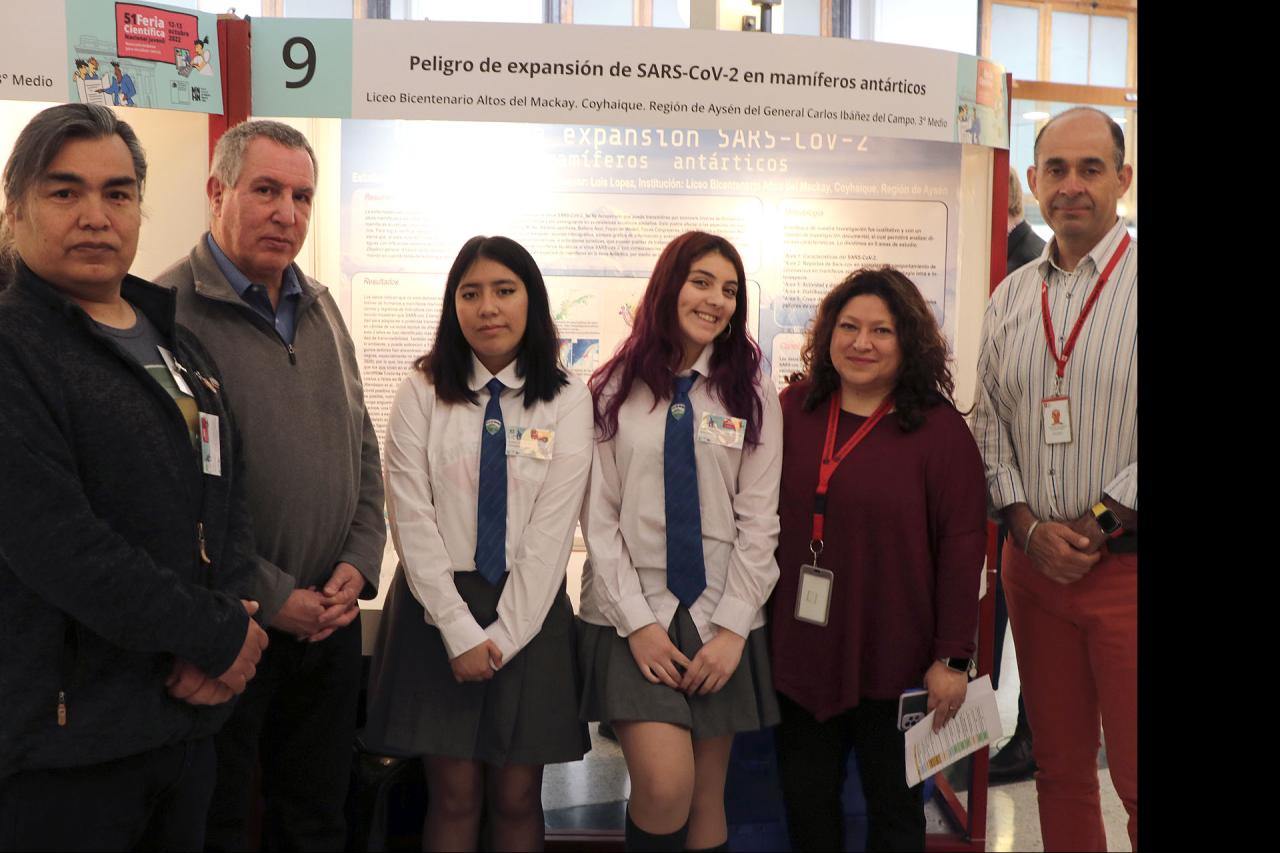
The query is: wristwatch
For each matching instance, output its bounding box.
[1091,501,1124,538]
[939,656,972,675]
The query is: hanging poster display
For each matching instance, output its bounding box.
[0,1,224,113]
[249,18,995,445]
[339,119,961,447]
[65,0,223,112]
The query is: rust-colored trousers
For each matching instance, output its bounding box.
[1004,539,1137,851]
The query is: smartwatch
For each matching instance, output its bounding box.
[939,657,972,675]
[1091,501,1123,538]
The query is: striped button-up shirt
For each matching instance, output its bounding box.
[972,218,1137,521]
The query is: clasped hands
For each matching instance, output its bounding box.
[1014,500,1137,585]
[627,622,745,696]
[166,599,269,706]
[167,563,365,706]
[272,561,366,642]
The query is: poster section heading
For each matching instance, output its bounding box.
[253,19,1007,146]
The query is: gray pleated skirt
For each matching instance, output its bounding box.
[577,607,781,739]
[364,567,590,767]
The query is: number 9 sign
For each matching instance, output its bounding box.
[283,36,316,88]
[251,18,352,117]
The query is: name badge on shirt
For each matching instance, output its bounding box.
[506,426,555,460]
[795,564,833,626]
[156,346,194,396]
[1041,396,1073,445]
[696,412,746,449]
[199,412,222,476]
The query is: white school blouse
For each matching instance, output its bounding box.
[579,343,784,643]
[383,353,593,663]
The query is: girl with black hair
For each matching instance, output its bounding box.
[364,235,592,852]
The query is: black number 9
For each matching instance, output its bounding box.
[283,36,316,89]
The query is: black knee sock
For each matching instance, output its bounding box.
[624,809,689,852]
[685,842,729,852]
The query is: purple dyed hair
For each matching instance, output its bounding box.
[589,231,764,446]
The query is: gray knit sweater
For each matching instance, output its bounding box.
[156,236,386,625]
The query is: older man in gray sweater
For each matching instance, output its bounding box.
[157,120,386,852]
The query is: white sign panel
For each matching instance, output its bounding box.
[253,19,1006,146]
[0,4,68,103]
[351,21,959,140]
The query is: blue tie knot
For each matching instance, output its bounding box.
[674,371,698,398]
[486,377,504,399]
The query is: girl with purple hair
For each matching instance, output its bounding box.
[577,231,783,852]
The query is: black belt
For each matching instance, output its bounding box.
[1107,533,1138,554]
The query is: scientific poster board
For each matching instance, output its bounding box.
[238,18,1002,446]
[340,119,962,446]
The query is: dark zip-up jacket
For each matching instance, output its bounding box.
[156,236,385,626]
[1008,220,1047,274]
[0,262,257,780]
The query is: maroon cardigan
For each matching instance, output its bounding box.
[769,380,987,722]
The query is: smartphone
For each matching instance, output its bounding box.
[897,688,929,732]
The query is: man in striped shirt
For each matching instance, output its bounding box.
[972,107,1137,852]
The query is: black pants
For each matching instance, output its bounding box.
[0,736,215,852]
[775,694,924,852]
[205,616,362,852]
[992,526,1029,728]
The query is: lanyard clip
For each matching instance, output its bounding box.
[809,539,824,565]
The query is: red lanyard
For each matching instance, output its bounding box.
[810,393,894,550]
[1040,231,1131,382]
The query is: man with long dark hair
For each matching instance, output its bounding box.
[0,103,266,850]
[156,120,386,851]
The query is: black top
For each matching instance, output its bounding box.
[0,261,257,780]
[1007,220,1047,274]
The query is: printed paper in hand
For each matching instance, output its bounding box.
[904,675,1003,786]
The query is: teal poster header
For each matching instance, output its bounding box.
[64,0,224,113]
[251,18,353,119]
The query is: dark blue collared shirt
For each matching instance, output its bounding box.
[206,233,302,345]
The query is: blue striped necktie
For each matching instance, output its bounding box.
[475,377,507,585]
[664,371,705,608]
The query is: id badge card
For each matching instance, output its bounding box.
[199,412,222,476]
[795,564,833,626]
[697,412,746,449]
[506,425,555,459]
[1041,395,1072,445]
[156,346,194,396]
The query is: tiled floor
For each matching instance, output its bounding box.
[543,627,1132,851]
[963,627,1129,851]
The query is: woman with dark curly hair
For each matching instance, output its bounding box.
[769,267,987,852]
